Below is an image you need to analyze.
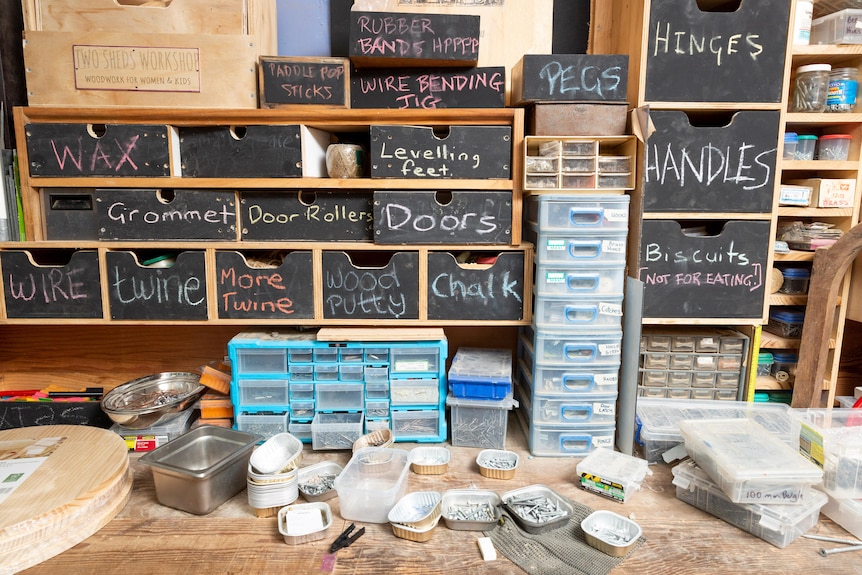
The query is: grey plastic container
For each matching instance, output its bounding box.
[139,425,261,515]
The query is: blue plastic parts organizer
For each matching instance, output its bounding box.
[228,330,448,444]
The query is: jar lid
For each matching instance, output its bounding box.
[830,67,858,74]
[796,63,832,74]
[781,268,810,277]
[784,132,798,141]
[820,134,852,140]
[797,134,818,140]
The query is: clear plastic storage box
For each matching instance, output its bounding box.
[533,262,626,297]
[576,447,651,503]
[525,194,630,231]
[528,391,618,425]
[793,408,862,499]
[238,379,289,407]
[812,9,862,44]
[672,459,827,548]
[635,398,796,464]
[446,392,518,449]
[821,492,862,541]
[518,356,618,396]
[448,347,513,400]
[528,326,622,367]
[678,418,823,504]
[526,223,628,265]
[533,294,624,330]
[333,447,411,524]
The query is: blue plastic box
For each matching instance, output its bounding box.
[448,347,513,399]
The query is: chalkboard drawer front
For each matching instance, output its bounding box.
[533,262,626,297]
[643,110,779,213]
[528,326,623,368]
[240,191,373,242]
[644,0,790,103]
[370,125,512,179]
[525,194,630,232]
[426,251,526,321]
[512,54,628,104]
[349,11,480,68]
[533,294,624,331]
[215,250,314,320]
[105,250,208,320]
[26,123,172,178]
[526,223,627,265]
[350,67,506,109]
[637,220,771,319]
[179,125,329,178]
[1,249,103,319]
[321,251,420,320]
[95,189,238,241]
[43,189,99,240]
[373,190,513,245]
[259,56,350,108]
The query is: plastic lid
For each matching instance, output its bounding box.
[820,134,852,140]
[770,309,805,322]
[758,352,774,361]
[797,134,818,140]
[784,132,798,141]
[796,63,832,74]
[781,268,810,277]
[771,352,798,361]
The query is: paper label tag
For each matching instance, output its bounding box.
[0,436,68,504]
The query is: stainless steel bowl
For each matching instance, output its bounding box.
[101,371,205,429]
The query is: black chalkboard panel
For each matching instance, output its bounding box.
[179,125,325,178]
[215,251,314,320]
[0,402,112,430]
[105,250,208,320]
[26,123,171,177]
[644,0,790,103]
[643,110,779,213]
[350,66,506,109]
[96,189,238,240]
[511,54,628,104]
[349,11,480,68]
[427,251,525,321]
[637,220,770,319]
[373,190,512,244]
[259,56,349,108]
[322,251,419,320]
[43,188,98,240]
[240,191,373,241]
[370,125,511,179]
[1,250,103,318]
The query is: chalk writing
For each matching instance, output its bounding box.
[351,67,506,109]
[430,270,521,302]
[381,203,497,233]
[110,266,205,306]
[246,203,371,226]
[652,22,763,66]
[219,267,295,316]
[6,267,90,303]
[241,192,373,241]
[644,141,774,190]
[351,12,479,62]
[105,200,235,225]
[538,61,622,99]
[0,404,99,429]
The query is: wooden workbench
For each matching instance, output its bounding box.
[17,419,862,575]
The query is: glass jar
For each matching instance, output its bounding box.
[789,63,831,112]
[826,67,858,112]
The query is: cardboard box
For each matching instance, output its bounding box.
[788,178,856,208]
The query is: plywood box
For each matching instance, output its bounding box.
[23,31,260,108]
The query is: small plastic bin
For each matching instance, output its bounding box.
[812,9,862,44]
[236,412,289,440]
[363,366,389,384]
[525,155,559,173]
[525,194,630,232]
[678,418,823,504]
[526,174,559,189]
[333,447,411,524]
[539,139,597,156]
[667,371,692,387]
[448,347,513,400]
[339,364,364,381]
[778,267,810,294]
[561,156,595,173]
[821,492,862,541]
[672,459,828,549]
[391,408,443,441]
[238,379,289,407]
[576,447,651,503]
[528,391,617,425]
[289,382,314,401]
[597,173,632,188]
[521,359,619,395]
[756,352,774,377]
[310,412,364,450]
[338,348,364,363]
[288,420,312,443]
[314,382,364,412]
[526,223,627,265]
[792,408,862,499]
[641,352,669,370]
[365,399,390,419]
[365,381,390,399]
[634,397,795,464]
[783,132,798,160]
[390,378,440,407]
[234,348,288,374]
[364,347,389,363]
[562,173,596,189]
[313,348,338,363]
[818,134,852,160]
[289,365,314,382]
[288,348,314,363]
[289,400,315,419]
[764,307,806,338]
[314,364,338,381]
[526,420,615,457]
[390,347,440,374]
[533,262,626,297]
[795,134,818,160]
[530,327,622,367]
[447,392,518,449]
[598,155,632,173]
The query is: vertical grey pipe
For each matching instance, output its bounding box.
[616,277,644,456]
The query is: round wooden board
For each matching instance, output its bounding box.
[0,425,130,573]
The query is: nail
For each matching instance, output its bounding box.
[820,544,862,556]
[802,534,862,545]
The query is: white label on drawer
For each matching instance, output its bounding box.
[593,435,614,448]
[598,343,621,356]
[546,239,566,251]
[545,272,566,283]
[603,240,626,253]
[594,373,618,385]
[605,209,628,222]
[594,402,616,415]
[73,45,201,93]
[394,360,429,372]
[598,302,623,316]
[695,356,714,367]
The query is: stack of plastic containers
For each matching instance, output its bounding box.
[517,193,629,456]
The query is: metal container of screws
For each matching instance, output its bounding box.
[502,484,573,534]
[477,449,519,479]
[297,461,343,502]
[441,489,501,531]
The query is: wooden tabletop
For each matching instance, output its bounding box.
[17,419,862,575]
